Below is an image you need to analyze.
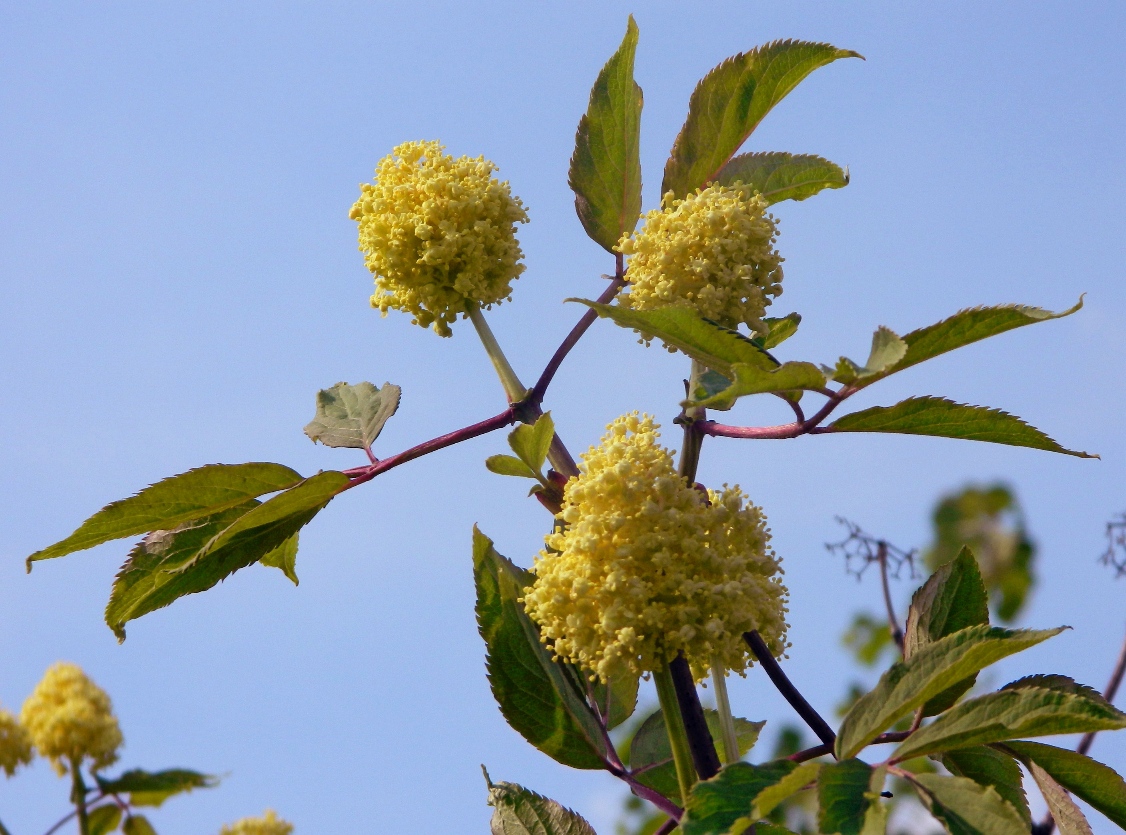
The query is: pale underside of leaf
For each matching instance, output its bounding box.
[999,741,1126,829]
[716,151,849,204]
[911,773,1028,835]
[303,380,401,450]
[1028,761,1093,835]
[487,779,597,835]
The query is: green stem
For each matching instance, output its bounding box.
[654,664,696,802]
[710,661,740,765]
[70,758,90,835]
[466,305,527,404]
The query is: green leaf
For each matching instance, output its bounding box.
[662,40,862,198]
[893,685,1126,761]
[752,761,822,820]
[825,397,1096,458]
[28,463,304,566]
[303,381,401,450]
[589,672,639,731]
[681,759,798,835]
[259,533,299,585]
[910,773,1027,835]
[905,547,990,715]
[828,327,909,385]
[1027,761,1093,835]
[818,760,884,835]
[486,455,540,480]
[509,413,555,473]
[88,804,122,835]
[630,707,765,802]
[473,528,608,770]
[96,768,219,808]
[569,16,643,252]
[761,314,801,349]
[485,776,597,835]
[835,624,1063,759]
[941,747,1030,827]
[688,361,826,410]
[716,152,848,205]
[1000,741,1126,829]
[121,816,157,835]
[574,300,775,375]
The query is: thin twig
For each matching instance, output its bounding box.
[744,631,836,748]
[789,731,910,763]
[670,654,722,780]
[879,540,905,652]
[653,817,679,835]
[608,765,684,820]
[1078,624,1126,756]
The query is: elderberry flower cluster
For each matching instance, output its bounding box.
[350,140,529,337]
[220,809,295,835]
[20,662,122,775]
[617,184,783,337]
[0,708,32,777]
[522,414,788,682]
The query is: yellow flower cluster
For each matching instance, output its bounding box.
[523,414,788,682]
[617,185,783,337]
[20,662,123,775]
[220,810,294,835]
[0,708,32,777]
[350,140,530,337]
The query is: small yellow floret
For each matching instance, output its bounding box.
[350,140,530,337]
[20,663,123,775]
[0,708,33,777]
[522,414,788,682]
[617,184,783,339]
[219,810,294,835]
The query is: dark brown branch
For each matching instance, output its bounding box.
[744,631,836,748]
[670,654,722,780]
[878,542,905,652]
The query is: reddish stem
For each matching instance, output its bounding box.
[700,390,849,441]
[789,731,910,764]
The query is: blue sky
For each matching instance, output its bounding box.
[2,3,1124,832]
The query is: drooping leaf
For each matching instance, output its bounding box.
[829,327,908,385]
[303,381,401,450]
[905,547,990,715]
[662,40,861,198]
[893,685,1126,761]
[1000,741,1126,829]
[835,624,1064,758]
[508,413,555,474]
[941,747,1030,827]
[630,707,765,802]
[688,361,826,410]
[121,816,157,835]
[716,152,849,205]
[96,768,219,808]
[681,759,799,835]
[259,533,299,585]
[826,397,1096,458]
[28,463,304,566]
[1027,761,1093,835]
[486,777,598,835]
[569,16,643,252]
[910,773,1027,835]
[473,528,608,770]
[88,804,122,835]
[486,455,540,480]
[817,759,884,835]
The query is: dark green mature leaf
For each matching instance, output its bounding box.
[630,707,765,802]
[259,533,299,585]
[905,547,990,715]
[910,773,1027,835]
[508,413,555,474]
[662,40,861,198]
[569,16,643,252]
[28,463,304,566]
[486,777,597,835]
[752,761,822,820]
[88,804,122,835]
[836,625,1063,758]
[1001,741,1126,828]
[303,381,401,450]
[817,759,871,835]
[473,528,607,770]
[1027,761,1093,835]
[893,685,1126,761]
[589,672,639,731]
[121,816,157,835]
[716,152,848,205]
[689,361,826,410]
[941,747,1030,827]
[826,397,1096,458]
[96,768,219,808]
[681,760,798,835]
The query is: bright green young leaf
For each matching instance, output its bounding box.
[485,776,597,835]
[835,624,1064,759]
[826,397,1096,458]
[508,412,555,473]
[259,533,299,585]
[893,685,1126,761]
[910,773,1027,835]
[1027,761,1093,835]
[121,816,157,835]
[1000,741,1126,829]
[96,768,219,808]
[761,313,801,349]
[88,804,122,835]
[829,327,908,385]
[688,361,826,410]
[303,381,401,450]
[905,547,990,715]
[486,454,540,480]
[27,462,304,567]
[941,747,1030,827]
[473,528,608,770]
[569,16,643,252]
[630,707,765,802]
[662,40,861,198]
[681,759,799,835]
[716,152,848,205]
